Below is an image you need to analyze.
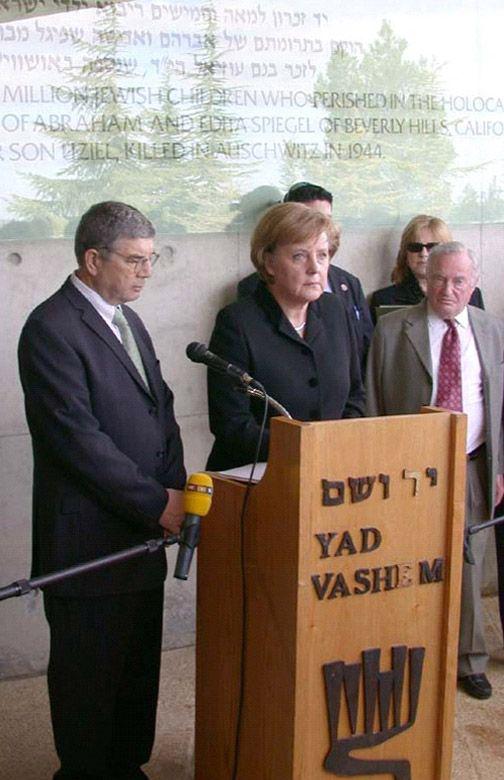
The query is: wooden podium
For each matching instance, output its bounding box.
[195,409,467,779]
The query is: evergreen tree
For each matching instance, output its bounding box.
[10,2,251,234]
[10,5,150,230]
[151,2,250,232]
[282,21,456,226]
[450,178,504,223]
[133,60,191,234]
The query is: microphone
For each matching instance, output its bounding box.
[174,473,214,580]
[186,342,255,386]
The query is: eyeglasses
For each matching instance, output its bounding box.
[99,247,159,271]
[406,242,439,253]
[428,274,470,291]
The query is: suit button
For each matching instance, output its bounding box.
[156,451,164,458]
[308,377,318,388]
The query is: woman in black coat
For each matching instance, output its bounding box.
[370,214,484,322]
[206,202,365,471]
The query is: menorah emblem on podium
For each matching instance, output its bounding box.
[323,645,425,779]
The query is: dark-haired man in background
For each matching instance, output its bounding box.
[18,201,186,779]
[238,181,373,368]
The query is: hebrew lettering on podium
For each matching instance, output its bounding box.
[323,645,425,779]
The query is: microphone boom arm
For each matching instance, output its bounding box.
[0,536,179,602]
[468,513,504,534]
[464,513,504,565]
[238,384,292,419]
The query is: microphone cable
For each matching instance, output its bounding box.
[231,379,269,780]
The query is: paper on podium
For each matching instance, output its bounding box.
[216,462,267,483]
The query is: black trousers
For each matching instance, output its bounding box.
[495,499,504,639]
[44,587,164,779]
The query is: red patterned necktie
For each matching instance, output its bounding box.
[435,319,462,412]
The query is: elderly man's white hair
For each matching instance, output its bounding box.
[427,240,479,281]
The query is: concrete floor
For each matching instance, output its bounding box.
[0,596,503,780]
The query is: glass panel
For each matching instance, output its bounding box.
[0,0,502,236]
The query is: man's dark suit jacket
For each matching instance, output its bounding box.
[18,277,186,597]
[238,265,373,368]
[206,283,365,471]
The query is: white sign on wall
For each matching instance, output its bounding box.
[0,0,503,235]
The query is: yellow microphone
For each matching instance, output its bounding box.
[174,473,213,580]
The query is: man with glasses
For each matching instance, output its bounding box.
[18,201,186,778]
[366,241,504,701]
[238,181,373,369]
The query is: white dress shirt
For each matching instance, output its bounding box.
[71,272,123,342]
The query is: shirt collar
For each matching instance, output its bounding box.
[427,303,469,329]
[71,272,117,324]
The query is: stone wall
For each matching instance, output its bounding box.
[1,222,502,678]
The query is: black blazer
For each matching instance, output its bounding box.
[238,265,373,369]
[206,283,365,471]
[370,269,485,323]
[18,278,186,596]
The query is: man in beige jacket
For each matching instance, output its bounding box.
[366,241,504,700]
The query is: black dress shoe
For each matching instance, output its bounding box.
[458,673,492,699]
[54,768,148,779]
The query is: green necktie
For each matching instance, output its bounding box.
[112,306,149,388]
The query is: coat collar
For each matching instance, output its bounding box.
[61,277,155,399]
[255,281,324,347]
[401,269,424,299]
[400,300,491,381]
[401,299,433,378]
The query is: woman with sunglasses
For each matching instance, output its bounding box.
[370,214,484,322]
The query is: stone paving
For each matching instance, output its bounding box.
[0,596,503,779]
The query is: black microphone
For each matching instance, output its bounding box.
[174,473,214,581]
[186,342,255,385]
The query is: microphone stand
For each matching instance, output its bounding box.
[0,535,179,602]
[4,363,289,603]
[463,514,504,565]
[200,352,292,419]
[237,384,292,419]
[468,514,504,534]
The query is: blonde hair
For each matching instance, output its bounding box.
[392,214,452,284]
[251,202,339,283]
